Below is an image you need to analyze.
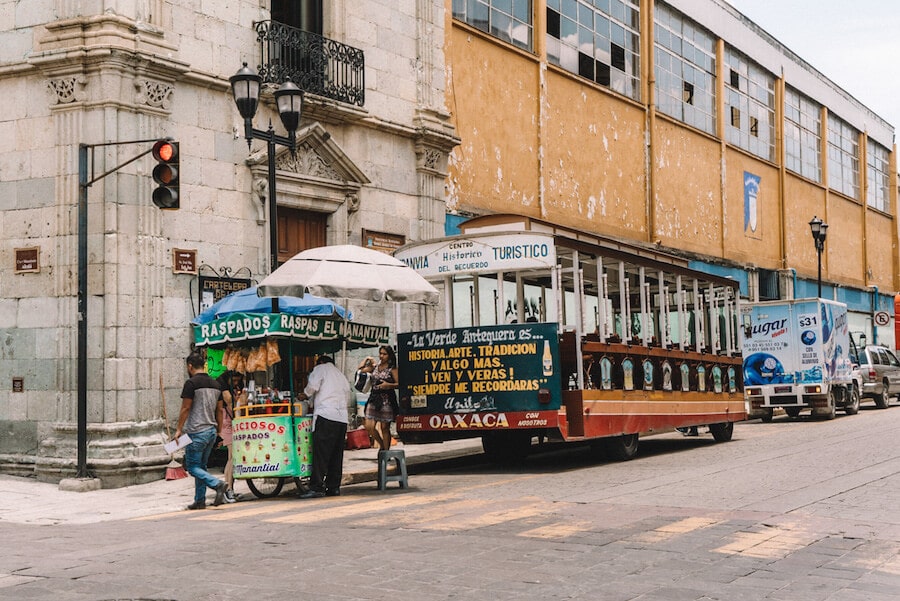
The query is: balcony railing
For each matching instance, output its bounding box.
[256,21,365,107]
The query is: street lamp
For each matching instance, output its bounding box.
[809,215,828,298]
[230,63,304,279]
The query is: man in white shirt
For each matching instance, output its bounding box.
[296,355,351,498]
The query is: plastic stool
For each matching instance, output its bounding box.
[377,449,408,490]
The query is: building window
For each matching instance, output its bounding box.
[272,0,322,34]
[867,139,890,212]
[654,3,716,134]
[724,47,775,161]
[784,88,822,182]
[452,0,533,51]
[546,0,641,102]
[827,113,860,200]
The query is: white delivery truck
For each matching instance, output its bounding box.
[741,298,859,421]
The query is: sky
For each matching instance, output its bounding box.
[725,0,900,133]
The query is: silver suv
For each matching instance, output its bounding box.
[852,345,900,409]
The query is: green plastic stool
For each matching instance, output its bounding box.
[377,449,408,490]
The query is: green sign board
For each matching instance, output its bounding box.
[193,312,389,348]
[397,322,562,414]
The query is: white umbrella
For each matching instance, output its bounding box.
[256,245,439,305]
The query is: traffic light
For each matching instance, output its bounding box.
[151,139,179,209]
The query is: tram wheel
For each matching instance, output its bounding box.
[604,433,639,461]
[708,421,734,442]
[482,431,532,465]
[246,477,285,498]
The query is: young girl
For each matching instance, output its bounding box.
[359,346,399,451]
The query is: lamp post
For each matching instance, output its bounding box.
[809,215,828,298]
[230,63,303,284]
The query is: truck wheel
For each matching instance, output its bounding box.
[761,410,774,423]
[875,382,890,409]
[816,393,837,420]
[708,422,734,442]
[785,407,801,418]
[604,434,639,461]
[844,384,860,415]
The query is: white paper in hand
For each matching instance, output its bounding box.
[164,433,192,454]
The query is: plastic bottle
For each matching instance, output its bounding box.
[542,340,553,376]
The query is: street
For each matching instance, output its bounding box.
[3,405,900,601]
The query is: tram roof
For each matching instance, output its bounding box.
[399,214,740,290]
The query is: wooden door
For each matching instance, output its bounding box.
[278,208,326,264]
[277,207,327,391]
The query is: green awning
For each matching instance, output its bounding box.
[193,312,389,349]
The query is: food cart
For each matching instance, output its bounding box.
[193,310,389,497]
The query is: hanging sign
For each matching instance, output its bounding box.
[193,312,389,347]
[199,275,252,313]
[394,233,557,278]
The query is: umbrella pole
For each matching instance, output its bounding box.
[340,299,349,373]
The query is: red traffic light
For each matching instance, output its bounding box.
[151,139,179,209]
[152,140,177,162]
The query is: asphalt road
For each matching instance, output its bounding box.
[3,404,900,600]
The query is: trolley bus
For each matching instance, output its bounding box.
[393,214,745,462]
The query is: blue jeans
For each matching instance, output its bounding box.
[183,427,223,504]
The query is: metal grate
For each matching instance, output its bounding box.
[256,20,365,106]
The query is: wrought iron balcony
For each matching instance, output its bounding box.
[255,21,365,107]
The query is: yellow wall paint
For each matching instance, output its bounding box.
[541,69,647,237]
[864,211,896,285]
[826,197,865,285]
[653,118,722,253]
[446,30,541,217]
[781,175,828,278]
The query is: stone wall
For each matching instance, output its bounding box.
[0,0,457,486]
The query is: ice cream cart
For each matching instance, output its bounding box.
[192,310,389,498]
[231,403,313,498]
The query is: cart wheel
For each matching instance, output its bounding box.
[292,477,309,494]
[246,477,285,498]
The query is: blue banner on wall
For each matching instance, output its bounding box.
[744,171,761,235]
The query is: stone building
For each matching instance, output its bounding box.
[0,1,457,486]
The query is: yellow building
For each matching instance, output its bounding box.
[444,0,897,344]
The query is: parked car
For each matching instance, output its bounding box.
[851,345,900,408]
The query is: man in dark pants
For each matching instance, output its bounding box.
[175,351,228,510]
[296,355,351,498]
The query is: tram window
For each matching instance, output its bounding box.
[563,288,576,329]
[584,295,599,332]
[452,277,475,327]
[522,283,544,322]
[477,275,500,325]
[452,274,545,327]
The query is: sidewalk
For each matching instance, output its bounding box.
[0,438,484,525]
